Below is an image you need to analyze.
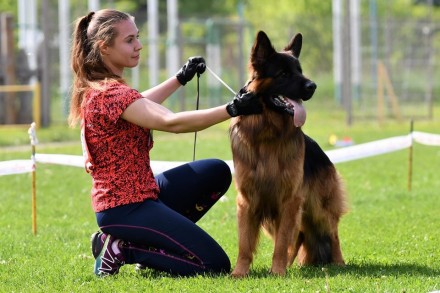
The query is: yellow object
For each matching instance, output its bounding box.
[329,134,338,146]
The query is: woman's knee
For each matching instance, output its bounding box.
[205,249,231,274]
[206,159,232,191]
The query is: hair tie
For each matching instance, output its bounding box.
[81,12,95,52]
[86,11,95,25]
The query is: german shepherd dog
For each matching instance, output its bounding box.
[229,31,348,277]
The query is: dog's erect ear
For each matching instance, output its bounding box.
[251,31,277,66]
[285,33,303,58]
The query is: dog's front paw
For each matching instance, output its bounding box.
[333,259,346,266]
[270,265,287,276]
[231,265,249,278]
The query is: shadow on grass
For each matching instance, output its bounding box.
[295,262,440,279]
[132,262,439,279]
[233,262,440,279]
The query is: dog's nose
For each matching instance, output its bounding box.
[305,81,317,92]
[302,81,316,101]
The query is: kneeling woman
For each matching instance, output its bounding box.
[69,9,262,277]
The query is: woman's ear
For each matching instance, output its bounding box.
[99,41,109,55]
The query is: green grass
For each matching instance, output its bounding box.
[0,105,439,292]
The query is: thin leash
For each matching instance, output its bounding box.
[192,65,236,161]
[192,72,201,161]
[206,66,236,95]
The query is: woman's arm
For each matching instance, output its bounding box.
[139,77,181,104]
[121,97,230,133]
[141,57,205,104]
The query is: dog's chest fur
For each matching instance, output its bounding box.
[230,112,305,218]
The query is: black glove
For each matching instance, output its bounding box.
[176,56,206,86]
[226,87,263,117]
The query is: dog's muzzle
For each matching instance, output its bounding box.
[303,80,317,101]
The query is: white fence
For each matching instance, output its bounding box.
[2,131,440,176]
[1,124,440,235]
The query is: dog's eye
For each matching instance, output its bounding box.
[277,71,290,78]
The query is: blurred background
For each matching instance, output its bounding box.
[0,0,438,128]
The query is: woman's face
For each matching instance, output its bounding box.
[100,18,142,76]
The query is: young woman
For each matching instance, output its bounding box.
[69,9,262,277]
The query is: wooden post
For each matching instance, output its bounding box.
[28,122,38,235]
[31,148,37,235]
[377,61,385,125]
[407,120,414,192]
[377,61,402,123]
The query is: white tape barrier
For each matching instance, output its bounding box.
[1,131,439,176]
[0,160,34,176]
[326,135,412,164]
[34,154,191,175]
[412,131,440,146]
[0,155,189,176]
[36,153,84,168]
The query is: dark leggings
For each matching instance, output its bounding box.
[95,159,232,276]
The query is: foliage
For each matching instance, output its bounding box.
[243,0,334,74]
[364,0,440,18]
[0,0,16,13]
[180,0,241,18]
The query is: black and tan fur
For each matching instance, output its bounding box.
[229,31,348,277]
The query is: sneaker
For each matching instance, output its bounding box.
[91,231,104,259]
[90,232,125,276]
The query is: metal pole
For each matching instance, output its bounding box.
[350,0,361,102]
[148,0,159,86]
[167,0,179,78]
[332,0,342,104]
[342,0,352,125]
[18,0,38,81]
[59,0,70,116]
[88,0,100,11]
[237,1,245,88]
[425,0,435,120]
[369,0,378,96]
[40,0,50,127]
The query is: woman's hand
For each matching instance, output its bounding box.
[226,87,263,117]
[176,56,206,85]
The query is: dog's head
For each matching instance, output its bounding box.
[246,31,316,127]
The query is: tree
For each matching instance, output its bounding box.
[243,0,333,74]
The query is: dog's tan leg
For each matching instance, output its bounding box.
[270,195,303,276]
[231,196,260,278]
[288,231,303,266]
[330,226,345,265]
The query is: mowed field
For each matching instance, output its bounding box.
[0,104,439,292]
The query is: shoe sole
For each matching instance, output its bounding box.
[91,232,103,259]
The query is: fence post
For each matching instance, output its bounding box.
[407,120,414,192]
[28,122,38,235]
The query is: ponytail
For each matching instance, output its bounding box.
[71,12,94,77]
[68,9,131,127]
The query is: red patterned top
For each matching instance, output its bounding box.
[81,81,159,212]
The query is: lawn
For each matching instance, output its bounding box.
[0,104,439,292]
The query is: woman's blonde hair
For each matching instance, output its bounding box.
[68,9,132,127]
